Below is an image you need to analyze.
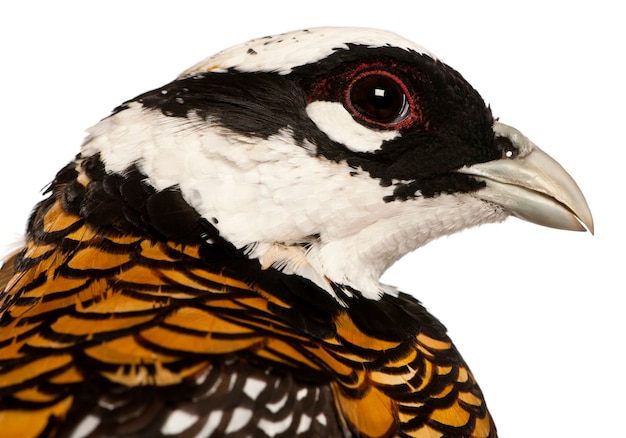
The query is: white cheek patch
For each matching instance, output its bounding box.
[83,104,507,302]
[306,101,400,153]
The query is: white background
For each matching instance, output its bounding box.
[1,1,623,436]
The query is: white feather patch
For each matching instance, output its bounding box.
[180,27,435,76]
[296,388,308,400]
[68,414,100,438]
[258,414,294,437]
[316,413,327,426]
[266,393,288,414]
[195,410,222,438]
[225,407,253,433]
[161,410,199,435]
[243,376,267,399]
[306,101,399,152]
[296,414,312,434]
[85,103,508,301]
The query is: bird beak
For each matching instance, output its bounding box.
[457,122,594,234]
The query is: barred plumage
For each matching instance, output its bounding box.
[1,159,494,437]
[0,27,592,437]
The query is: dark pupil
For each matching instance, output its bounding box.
[350,75,404,123]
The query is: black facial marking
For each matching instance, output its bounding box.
[384,174,486,202]
[131,70,356,164]
[125,43,499,199]
[30,154,450,345]
[136,71,311,138]
[300,45,499,198]
[32,154,218,244]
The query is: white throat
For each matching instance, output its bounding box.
[83,104,506,301]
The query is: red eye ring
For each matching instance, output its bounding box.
[345,69,418,130]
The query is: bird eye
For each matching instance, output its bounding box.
[347,71,411,128]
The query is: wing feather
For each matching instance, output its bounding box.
[0,162,496,437]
